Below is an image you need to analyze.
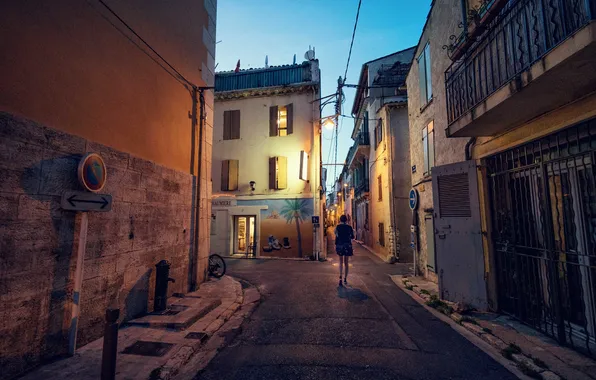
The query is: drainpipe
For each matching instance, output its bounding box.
[465,137,477,161]
[386,106,399,262]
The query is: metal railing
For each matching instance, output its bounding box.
[487,117,596,357]
[345,132,370,166]
[445,0,595,125]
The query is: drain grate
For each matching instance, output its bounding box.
[161,309,181,316]
[121,340,174,357]
[184,332,209,342]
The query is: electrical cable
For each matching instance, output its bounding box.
[94,0,194,88]
[344,0,362,82]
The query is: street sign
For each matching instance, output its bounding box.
[61,191,113,212]
[312,216,320,224]
[78,153,107,192]
[409,188,418,210]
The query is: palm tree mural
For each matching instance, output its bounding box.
[280,198,313,257]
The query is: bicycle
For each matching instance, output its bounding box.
[208,254,226,278]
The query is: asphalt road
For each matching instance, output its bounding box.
[195,243,516,380]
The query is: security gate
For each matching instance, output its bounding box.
[486,118,596,357]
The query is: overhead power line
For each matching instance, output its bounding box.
[93,0,195,89]
[343,0,362,82]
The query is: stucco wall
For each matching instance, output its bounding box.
[406,0,469,280]
[212,91,317,197]
[0,0,216,173]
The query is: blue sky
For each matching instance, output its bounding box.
[216,0,432,190]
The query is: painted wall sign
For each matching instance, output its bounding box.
[78,153,107,192]
[212,199,237,207]
[409,188,419,210]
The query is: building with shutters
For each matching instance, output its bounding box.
[210,59,325,260]
[346,47,416,262]
[407,0,596,357]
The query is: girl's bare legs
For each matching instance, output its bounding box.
[343,255,349,282]
[338,254,344,283]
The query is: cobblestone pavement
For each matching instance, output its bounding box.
[194,238,519,380]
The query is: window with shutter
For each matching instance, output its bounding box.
[379,222,385,246]
[231,110,240,139]
[221,160,230,191]
[277,156,287,189]
[417,42,432,106]
[422,120,434,176]
[269,106,278,137]
[223,111,231,140]
[268,156,288,190]
[377,118,383,146]
[221,160,239,191]
[223,110,240,140]
[286,103,293,135]
[377,175,382,201]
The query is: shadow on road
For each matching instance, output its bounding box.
[337,285,370,302]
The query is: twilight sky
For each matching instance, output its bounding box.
[216,0,432,191]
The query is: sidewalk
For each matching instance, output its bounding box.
[21,276,261,380]
[392,275,596,380]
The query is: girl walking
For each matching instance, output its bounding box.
[335,214,354,286]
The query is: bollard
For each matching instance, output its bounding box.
[101,308,120,380]
[154,260,175,312]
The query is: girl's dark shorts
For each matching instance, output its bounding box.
[335,243,353,257]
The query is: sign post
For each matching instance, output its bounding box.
[68,153,108,355]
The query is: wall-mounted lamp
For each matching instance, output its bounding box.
[321,117,336,130]
[249,181,256,192]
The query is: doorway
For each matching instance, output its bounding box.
[234,216,256,256]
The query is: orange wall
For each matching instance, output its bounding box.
[0,0,214,172]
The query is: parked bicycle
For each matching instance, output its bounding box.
[208,254,226,278]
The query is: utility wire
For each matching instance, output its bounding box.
[86,1,188,89]
[343,0,362,81]
[95,0,194,88]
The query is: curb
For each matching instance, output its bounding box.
[393,275,563,380]
[169,279,262,380]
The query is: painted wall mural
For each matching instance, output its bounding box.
[238,198,314,258]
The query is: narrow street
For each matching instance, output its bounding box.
[195,240,516,380]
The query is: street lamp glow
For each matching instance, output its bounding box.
[322,117,335,130]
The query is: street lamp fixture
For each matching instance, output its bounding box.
[321,116,336,130]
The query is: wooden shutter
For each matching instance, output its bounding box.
[269,157,276,189]
[231,110,240,139]
[379,223,385,246]
[269,106,278,136]
[277,156,287,189]
[228,159,239,190]
[286,103,293,135]
[378,175,382,201]
[418,48,428,103]
[223,111,231,140]
[221,160,230,191]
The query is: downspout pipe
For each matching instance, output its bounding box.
[465,137,477,161]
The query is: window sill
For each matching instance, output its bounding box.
[419,97,434,114]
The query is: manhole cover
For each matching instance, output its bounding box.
[184,332,209,342]
[121,341,174,357]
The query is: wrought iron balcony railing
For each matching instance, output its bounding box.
[445,0,595,125]
[345,132,370,166]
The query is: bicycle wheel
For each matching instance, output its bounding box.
[208,254,226,278]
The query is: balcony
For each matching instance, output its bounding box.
[354,181,370,197]
[445,0,596,137]
[346,132,370,168]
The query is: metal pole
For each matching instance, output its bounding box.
[101,308,120,380]
[68,211,89,355]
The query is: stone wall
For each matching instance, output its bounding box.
[0,113,208,379]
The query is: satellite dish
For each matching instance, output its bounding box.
[304,49,315,61]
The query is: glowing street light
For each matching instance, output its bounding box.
[321,116,336,130]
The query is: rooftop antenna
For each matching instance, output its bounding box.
[304,48,315,61]
[293,54,296,65]
[265,55,269,68]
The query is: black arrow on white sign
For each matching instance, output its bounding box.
[67,194,110,209]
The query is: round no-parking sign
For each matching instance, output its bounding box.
[78,153,107,192]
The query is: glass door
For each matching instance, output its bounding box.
[234,216,256,256]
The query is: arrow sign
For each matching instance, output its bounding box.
[61,191,113,212]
